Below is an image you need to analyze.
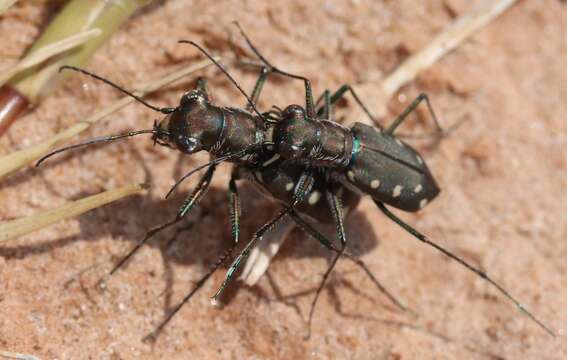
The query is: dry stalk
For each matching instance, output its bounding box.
[0,29,102,87]
[372,0,519,118]
[0,183,147,243]
[0,0,19,14]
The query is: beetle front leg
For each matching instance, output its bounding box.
[106,164,217,277]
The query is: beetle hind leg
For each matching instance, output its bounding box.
[385,93,446,140]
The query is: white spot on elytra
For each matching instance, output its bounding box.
[285,182,294,191]
[370,179,381,189]
[308,191,321,205]
[419,198,428,209]
[347,171,355,182]
[416,155,423,165]
[262,153,280,167]
[393,185,403,198]
[395,138,403,146]
[414,184,423,193]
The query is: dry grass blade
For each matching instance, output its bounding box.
[0,58,215,179]
[0,29,102,87]
[0,350,40,360]
[0,183,147,243]
[0,0,18,15]
[10,0,152,103]
[379,0,518,107]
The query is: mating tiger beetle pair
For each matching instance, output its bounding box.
[37,24,555,339]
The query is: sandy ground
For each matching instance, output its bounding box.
[1,1,566,359]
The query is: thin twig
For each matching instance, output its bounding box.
[373,0,519,117]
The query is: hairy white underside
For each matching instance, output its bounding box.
[239,216,295,286]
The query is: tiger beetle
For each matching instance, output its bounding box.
[216,23,556,338]
[35,33,411,340]
[36,24,554,338]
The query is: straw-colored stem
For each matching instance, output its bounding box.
[0,183,147,243]
[10,0,151,103]
[0,0,18,14]
[0,29,102,87]
[0,349,40,360]
[0,29,102,135]
[0,0,150,136]
[0,58,215,179]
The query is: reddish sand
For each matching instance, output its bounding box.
[1,1,566,359]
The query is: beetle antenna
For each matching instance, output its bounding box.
[59,66,176,114]
[143,245,236,342]
[165,147,255,199]
[36,129,157,167]
[177,41,265,122]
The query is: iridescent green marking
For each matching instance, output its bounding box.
[350,136,361,164]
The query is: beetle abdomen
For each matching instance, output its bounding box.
[239,154,361,223]
[346,122,440,212]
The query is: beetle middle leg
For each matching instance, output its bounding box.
[233,22,317,118]
[301,187,348,338]
[288,210,410,314]
[143,170,243,341]
[316,85,384,129]
[385,93,444,139]
[106,164,217,278]
[212,168,316,299]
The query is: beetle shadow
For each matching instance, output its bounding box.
[0,180,380,328]
[234,201,400,319]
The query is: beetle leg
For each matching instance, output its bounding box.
[316,84,384,129]
[144,242,235,342]
[228,169,242,245]
[211,207,291,300]
[291,169,315,207]
[314,89,332,120]
[306,188,348,338]
[106,164,217,277]
[288,209,411,323]
[375,200,556,338]
[385,93,443,138]
[143,170,241,341]
[247,66,271,111]
[234,22,317,118]
[211,166,315,300]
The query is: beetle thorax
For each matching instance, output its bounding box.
[274,104,318,161]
